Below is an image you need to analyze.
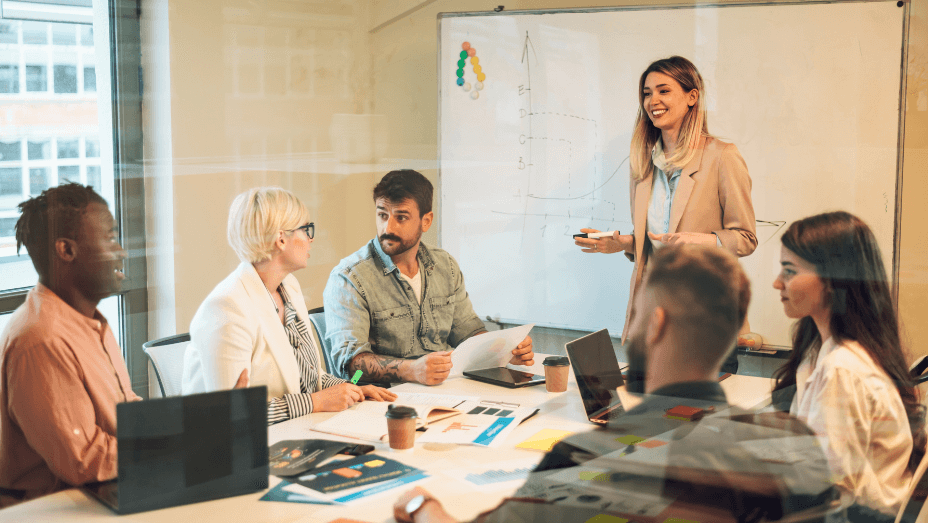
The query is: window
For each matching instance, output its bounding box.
[26,65,46,92]
[57,139,79,159]
[0,22,17,44]
[21,22,47,45]
[54,65,77,94]
[80,26,92,46]
[27,140,49,160]
[0,65,19,93]
[0,168,21,196]
[51,24,75,46]
[0,217,15,237]
[58,165,79,183]
[86,165,100,190]
[29,168,47,195]
[0,141,21,162]
[85,139,99,157]
[84,66,95,92]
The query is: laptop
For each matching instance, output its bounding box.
[565,329,627,425]
[85,386,269,514]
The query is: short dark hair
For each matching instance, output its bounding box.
[15,183,107,279]
[372,170,433,217]
[644,244,750,364]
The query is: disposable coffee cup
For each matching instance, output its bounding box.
[385,405,417,450]
[543,356,570,393]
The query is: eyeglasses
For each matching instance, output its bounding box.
[287,222,314,239]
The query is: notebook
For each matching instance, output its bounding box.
[565,329,626,425]
[85,386,269,514]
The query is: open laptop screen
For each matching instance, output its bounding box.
[565,329,624,418]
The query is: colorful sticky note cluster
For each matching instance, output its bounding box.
[455,41,486,99]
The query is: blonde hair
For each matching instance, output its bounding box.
[227,187,310,263]
[630,56,711,181]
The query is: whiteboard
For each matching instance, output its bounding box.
[438,2,904,349]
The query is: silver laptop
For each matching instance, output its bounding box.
[565,329,626,425]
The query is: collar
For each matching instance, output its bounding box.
[34,283,109,333]
[651,137,680,176]
[648,380,728,403]
[370,237,435,276]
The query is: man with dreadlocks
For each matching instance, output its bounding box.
[0,183,139,507]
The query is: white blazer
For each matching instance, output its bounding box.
[182,262,303,400]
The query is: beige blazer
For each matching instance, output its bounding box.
[182,262,304,399]
[622,135,757,341]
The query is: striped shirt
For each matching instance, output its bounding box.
[266,286,345,425]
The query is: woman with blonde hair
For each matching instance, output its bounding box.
[182,187,395,424]
[575,56,757,372]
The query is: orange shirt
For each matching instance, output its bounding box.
[0,284,140,507]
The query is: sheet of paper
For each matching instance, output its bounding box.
[515,428,574,452]
[418,407,535,447]
[441,458,540,491]
[310,410,388,443]
[449,324,534,377]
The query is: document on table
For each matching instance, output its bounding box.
[417,403,536,447]
[309,392,479,443]
[449,323,534,377]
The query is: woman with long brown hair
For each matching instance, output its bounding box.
[574,56,756,373]
[772,210,925,516]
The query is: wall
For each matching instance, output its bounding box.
[142,0,928,361]
[370,0,928,357]
[142,0,390,338]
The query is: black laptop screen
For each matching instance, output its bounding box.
[565,329,624,417]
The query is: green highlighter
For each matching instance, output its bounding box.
[350,370,363,384]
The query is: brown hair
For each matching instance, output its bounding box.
[629,56,710,181]
[644,244,750,369]
[373,170,433,217]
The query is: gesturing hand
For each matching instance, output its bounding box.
[310,383,364,412]
[411,351,453,386]
[233,369,249,389]
[574,228,633,254]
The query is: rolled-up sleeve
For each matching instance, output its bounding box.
[6,343,117,486]
[446,255,486,348]
[713,143,757,257]
[323,268,373,378]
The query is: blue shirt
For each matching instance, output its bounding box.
[646,139,682,250]
[322,239,486,378]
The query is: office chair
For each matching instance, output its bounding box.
[142,333,192,397]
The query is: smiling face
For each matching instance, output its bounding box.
[773,246,830,321]
[376,197,432,257]
[71,202,127,301]
[642,71,698,137]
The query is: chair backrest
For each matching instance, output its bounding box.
[142,333,192,398]
[308,308,339,378]
[896,449,928,523]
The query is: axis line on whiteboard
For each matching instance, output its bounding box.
[526,156,628,202]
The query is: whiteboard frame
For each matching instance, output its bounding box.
[436,0,911,346]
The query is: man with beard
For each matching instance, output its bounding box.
[390,245,838,523]
[323,170,534,384]
[0,184,140,507]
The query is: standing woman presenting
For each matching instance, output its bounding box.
[575,56,757,371]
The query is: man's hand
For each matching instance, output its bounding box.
[233,369,249,389]
[411,351,453,385]
[310,383,364,412]
[361,384,397,402]
[509,335,535,366]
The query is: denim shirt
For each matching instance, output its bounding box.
[322,238,486,378]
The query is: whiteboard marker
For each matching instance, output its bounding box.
[573,231,619,239]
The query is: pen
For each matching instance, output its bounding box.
[350,370,363,384]
[573,231,619,239]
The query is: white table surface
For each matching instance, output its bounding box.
[0,360,773,523]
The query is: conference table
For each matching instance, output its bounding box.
[1,360,774,523]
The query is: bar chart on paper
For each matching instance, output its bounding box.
[464,465,533,486]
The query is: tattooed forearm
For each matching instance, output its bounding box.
[349,353,408,383]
